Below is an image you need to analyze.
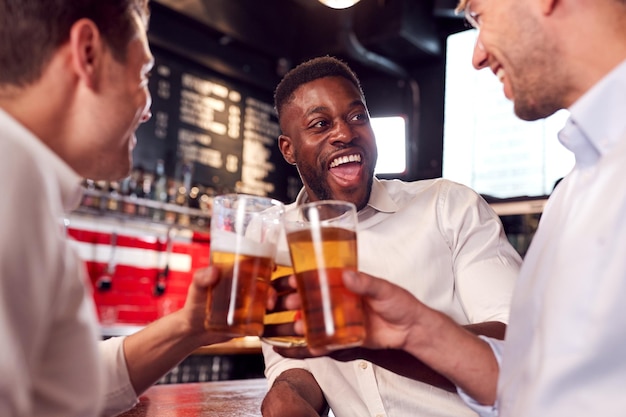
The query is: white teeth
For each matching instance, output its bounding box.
[330,154,361,168]
[496,68,505,82]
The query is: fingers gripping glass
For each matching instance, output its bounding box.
[261,266,309,348]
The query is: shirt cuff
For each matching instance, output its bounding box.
[456,336,502,417]
[99,336,140,417]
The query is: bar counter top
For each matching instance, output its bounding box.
[118,378,268,417]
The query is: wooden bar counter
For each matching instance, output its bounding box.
[118,378,268,417]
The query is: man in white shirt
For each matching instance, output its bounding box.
[0,2,232,416]
[261,56,522,417]
[303,1,626,417]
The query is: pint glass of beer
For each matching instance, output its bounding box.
[206,194,284,337]
[283,200,365,350]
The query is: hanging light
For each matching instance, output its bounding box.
[318,0,361,9]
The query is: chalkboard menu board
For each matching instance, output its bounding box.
[133,45,300,203]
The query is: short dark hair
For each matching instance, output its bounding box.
[274,56,365,122]
[0,0,150,87]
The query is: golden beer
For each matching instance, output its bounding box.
[287,226,365,350]
[206,249,273,337]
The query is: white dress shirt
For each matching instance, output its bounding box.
[264,177,522,417]
[0,109,137,416]
[461,59,626,417]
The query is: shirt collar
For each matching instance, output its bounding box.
[367,178,399,213]
[294,177,399,214]
[559,59,626,164]
[0,109,84,213]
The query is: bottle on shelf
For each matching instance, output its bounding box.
[107,181,120,212]
[119,175,134,215]
[81,179,98,208]
[176,162,193,227]
[141,170,153,218]
[151,159,168,222]
[73,159,211,232]
[164,179,179,225]
[134,166,149,217]
[95,180,109,211]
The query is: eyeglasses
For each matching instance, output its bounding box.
[464,1,482,30]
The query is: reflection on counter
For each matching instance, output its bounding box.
[118,378,268,417]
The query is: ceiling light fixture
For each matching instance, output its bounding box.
[318,0,361,9]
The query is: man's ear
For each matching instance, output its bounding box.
[69,18,103,90]
[278,134,296,165]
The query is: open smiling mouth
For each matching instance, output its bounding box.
[329,153,363,182]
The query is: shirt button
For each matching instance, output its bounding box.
[359,361,368,369]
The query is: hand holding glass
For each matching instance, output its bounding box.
[260,249,308,347]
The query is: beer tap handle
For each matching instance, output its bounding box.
[154,227,174,296]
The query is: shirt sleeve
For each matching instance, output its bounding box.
[99,336,139,417]
[262,341,311,386]
[439,181,522,324]
[456,336,502,417]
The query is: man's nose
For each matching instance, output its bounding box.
[329,120,356,145]
[471,34,488,70]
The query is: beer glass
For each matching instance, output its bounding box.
[206,194,284,337]
[283,200,365,350]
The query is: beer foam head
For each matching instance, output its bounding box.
[211,230,276,258]
[274,249,292,266]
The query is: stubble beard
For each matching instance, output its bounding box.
[508,5,565,121]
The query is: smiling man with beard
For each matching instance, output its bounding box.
[278,74,376,210]
[260,56,523,417]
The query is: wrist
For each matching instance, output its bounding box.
[402,306,449,360]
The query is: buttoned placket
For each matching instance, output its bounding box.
[353,360,387,417]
